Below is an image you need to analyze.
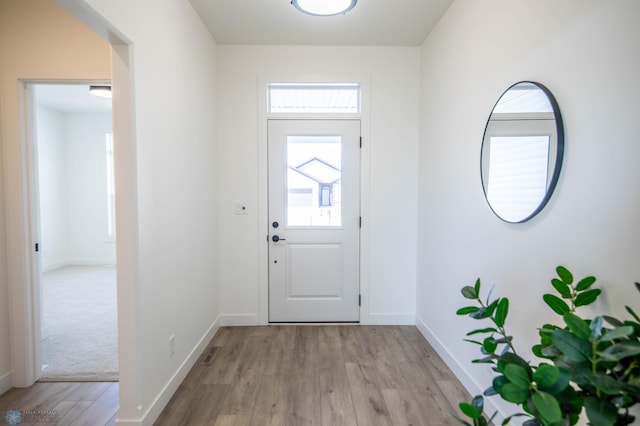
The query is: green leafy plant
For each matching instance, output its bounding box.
[455,266,640,426]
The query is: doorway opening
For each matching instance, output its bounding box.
[32,83,118,381]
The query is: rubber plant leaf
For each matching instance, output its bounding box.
[504,363,531,390]
[495,298,509,327]
[574,289,602,307]
[600,341,640,362]
[552,330,592,362]
[492,375,508,394]
[466,327,498,336]
[471,395,484,413]
[602,315,623,327]
[556,266,573,285]
[584,396,617,426]
[482,337,498,354]
[459,402,480,419]
[499,352,531,372]
[584,371,623,395]
[575,275,596,291]
[457,306,480,315]
[532,363,560,389]
[462,285,477,300]
[543,294,570,315]
[537,367,571,395]
[625,305,640,323]
[498,382,529,404]
[600,325,634,342]
[551,278,571,298]
[590,315,603,340]
[532,390,563,425]
[563,313,591,340]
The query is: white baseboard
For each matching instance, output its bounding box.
[67,259,117,266]
[365,313,415,325]
[115,317,220,426]
[415,314,507,423]
[220,314,261,326]
[218,313,414,326]
[42,261,118,272]
[0,370,12,396]
[41,261,68,273]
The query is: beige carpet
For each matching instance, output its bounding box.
[41,265,119,381]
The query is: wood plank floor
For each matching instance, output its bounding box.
[157,325,470,425]
[0,326,471,425]
[0,381,118,425]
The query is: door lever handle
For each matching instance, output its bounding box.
[272,235,286,242]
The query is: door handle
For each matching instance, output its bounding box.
[272,235,286,242]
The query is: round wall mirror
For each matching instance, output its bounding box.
[481,81,564,223]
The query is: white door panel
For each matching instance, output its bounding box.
[268,120,360,322]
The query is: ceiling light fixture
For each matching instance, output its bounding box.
[89,85,112,98]
[291,0,357,17]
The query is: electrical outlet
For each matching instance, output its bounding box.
[169,334,175,358]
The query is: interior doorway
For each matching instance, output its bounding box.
[31,83,118,381]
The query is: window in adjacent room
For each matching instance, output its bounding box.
[105,132,116,241]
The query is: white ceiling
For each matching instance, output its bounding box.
[189,0,453,46]
[37,1,453,110]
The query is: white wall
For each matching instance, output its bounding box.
[0,0,111,394]
[216,45,420,325]
[36,105,115,271]
[36,105,68,271]
[61,1,220,424]
[417,0,640,421]
[64,112,115,265]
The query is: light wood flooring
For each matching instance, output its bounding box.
[0,326,471,425]
[0,381,118,425]
[157,325,470,425]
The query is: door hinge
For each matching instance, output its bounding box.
[359,136,362,148]
[35,243,39,252]
[358,294,361,306]
[359,216,362,228]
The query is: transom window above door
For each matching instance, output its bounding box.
[267,83,361,113]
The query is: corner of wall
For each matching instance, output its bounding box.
[0,370,12,396]
[415,313,507,423]
[116,317,220,426]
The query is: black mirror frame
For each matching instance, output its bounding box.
[481,81,565,223]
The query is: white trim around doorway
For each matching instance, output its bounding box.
[256,74,372,325]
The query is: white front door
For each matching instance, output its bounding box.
[268,120,360,322]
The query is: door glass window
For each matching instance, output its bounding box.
[287,135,342,227]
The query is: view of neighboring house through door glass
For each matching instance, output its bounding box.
[287,135,342,227]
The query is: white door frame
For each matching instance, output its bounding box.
[10,81,43,387]
[257,75,372,325]
[14,79,114,385]
[267,119,361,322]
